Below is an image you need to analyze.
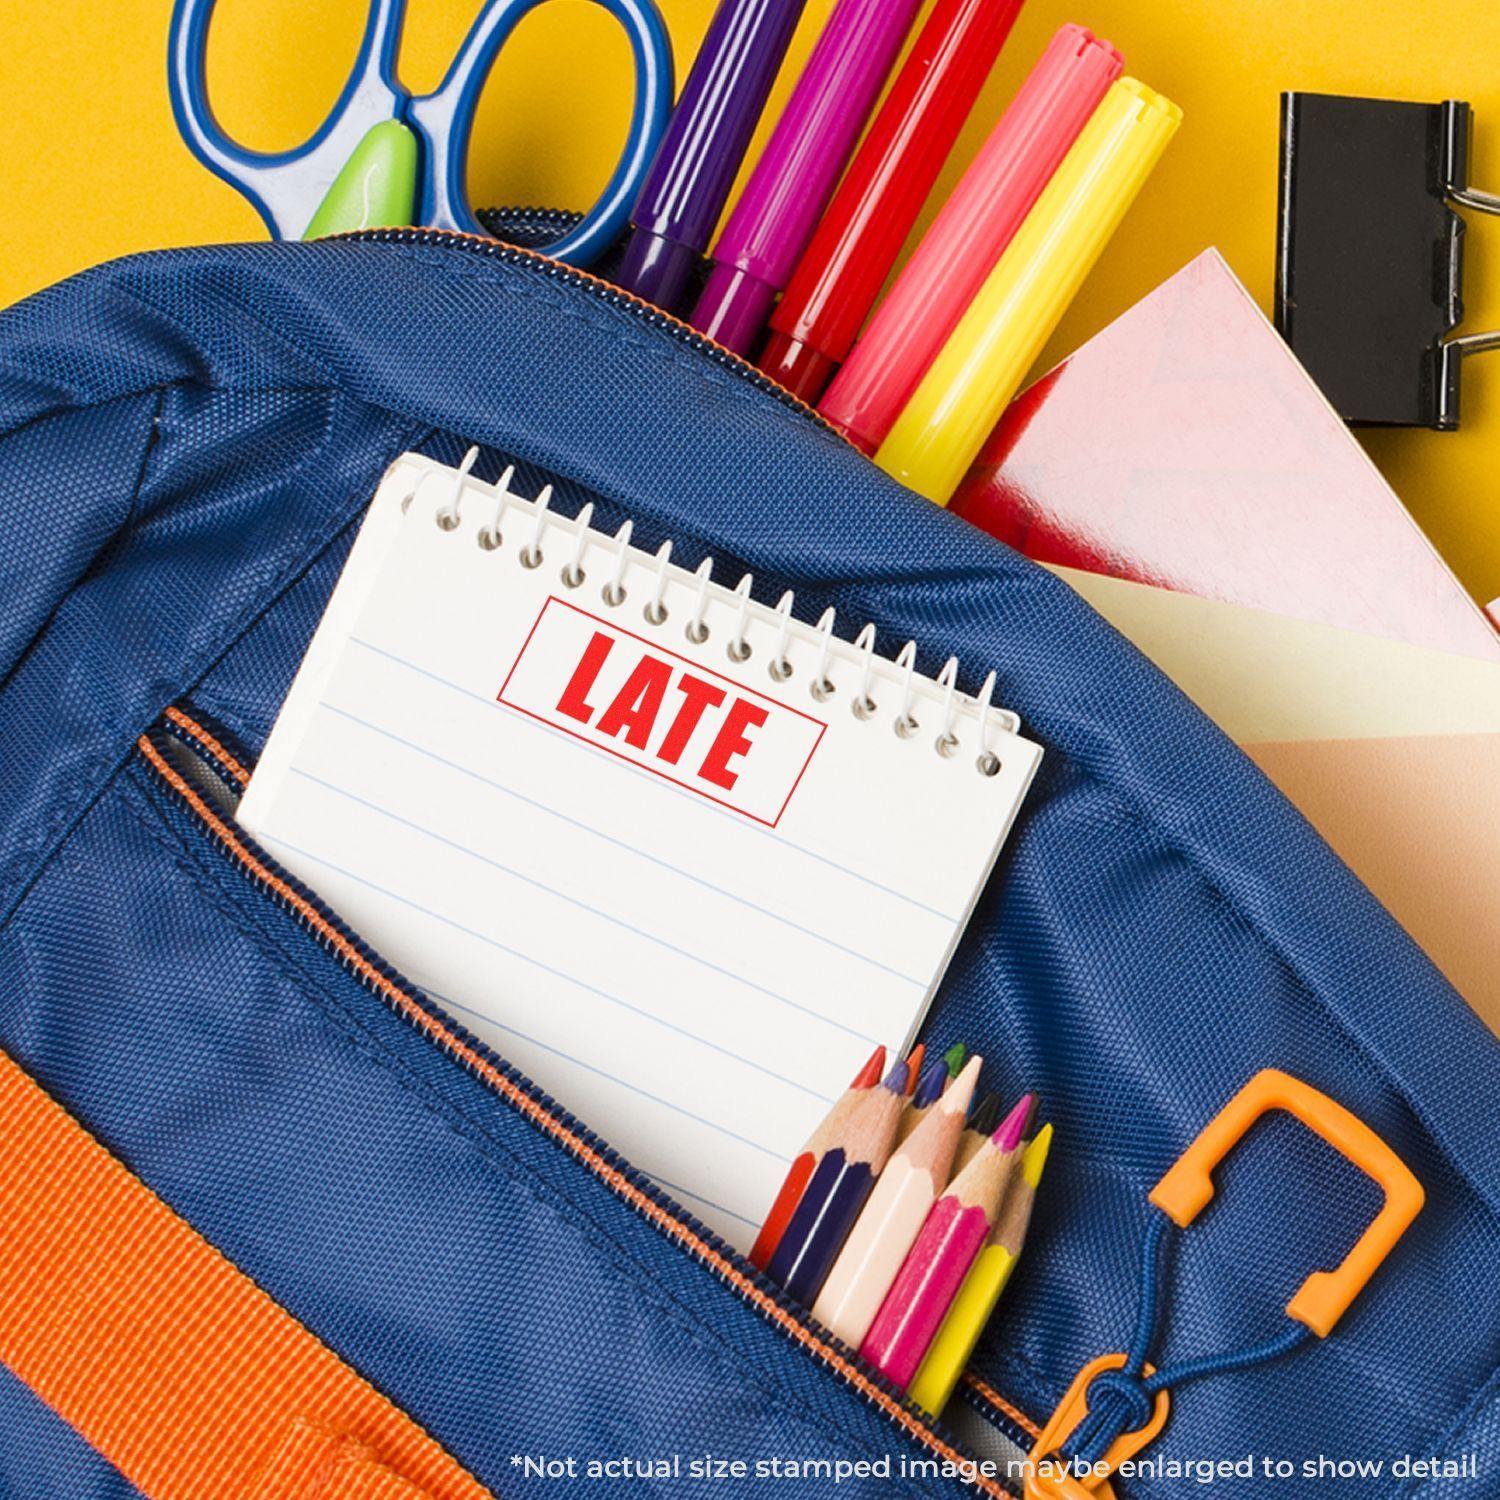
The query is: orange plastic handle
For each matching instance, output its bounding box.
[1150,1069,1424,1336]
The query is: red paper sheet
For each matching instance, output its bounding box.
[953,250,1500,661]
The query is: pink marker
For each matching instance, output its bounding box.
[859,1094,1033,1387]
[819,24,1122,453]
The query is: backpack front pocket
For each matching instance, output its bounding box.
[64,703,1044,1498]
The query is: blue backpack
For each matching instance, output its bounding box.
[1,231,1495,1498]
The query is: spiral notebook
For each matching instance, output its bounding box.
[241,453,1041,1247]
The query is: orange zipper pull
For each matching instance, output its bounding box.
[1024,1354,1169,1500]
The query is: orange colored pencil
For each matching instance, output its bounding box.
[903,1043,926,1095]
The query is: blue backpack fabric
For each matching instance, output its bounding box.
[0,233,1496,1499]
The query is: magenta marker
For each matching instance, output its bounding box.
[689,0,926,354]
[618,0,810,312]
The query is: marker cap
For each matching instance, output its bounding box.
[759,330,839,402]
[617,229,702,314]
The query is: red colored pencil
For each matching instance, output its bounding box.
[749,1045,885,1268]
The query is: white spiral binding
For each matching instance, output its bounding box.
[408,452,1023,776]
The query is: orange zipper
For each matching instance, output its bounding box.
[147,708,1042,1493]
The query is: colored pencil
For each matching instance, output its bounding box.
[909,1122,1053,1416]
[895,1057,950,1144]
[813,1056,981,1349]
[749,1044,886,1269]
[903,1043,926,1096]
[765,1058,909,1305]
[859,1093,1033,1386]
[943,1042,967,1078]
[951,1089,1001,1175]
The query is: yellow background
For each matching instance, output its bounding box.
[4,0,1499,607]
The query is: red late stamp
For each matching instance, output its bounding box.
[498,597,826,827]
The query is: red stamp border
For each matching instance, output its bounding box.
[497,596,827,829]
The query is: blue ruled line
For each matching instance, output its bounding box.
[318,699,928,987]
[257,833,836,1107]
[419,984,786,1170]
[290,767,886,1044]
[345,635,957,924]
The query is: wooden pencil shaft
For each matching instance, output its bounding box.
[990,1175,1036,1256]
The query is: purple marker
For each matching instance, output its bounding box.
[618,0,809,312]
[689,0,925,353]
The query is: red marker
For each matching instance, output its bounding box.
[759,0,1026,403]
[819,23,1123,452]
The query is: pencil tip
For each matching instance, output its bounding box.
[967,1090,1001,1137]
[883,1058,910,1095]
[941,1055,983,1114]
[902,1044,925,1095]
[994,1093,1034,1152]
[851,1045,886,1089]
[942,1041,967,1077]
[1021,1122,1054,1186]
[912,1059,947,1108]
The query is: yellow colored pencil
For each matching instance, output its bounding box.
[908,1122,1053,1417]
[875,79,1181,505]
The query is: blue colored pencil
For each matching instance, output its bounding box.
[894,1057,951,1145]
[766,1057,909,1305]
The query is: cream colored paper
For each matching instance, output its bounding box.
[1051,564,1500,1022]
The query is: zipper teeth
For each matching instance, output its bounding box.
[962,1373,1038,1436]
[334,226,848,439]
[143,712,1039,1485]
[163,705,252,787]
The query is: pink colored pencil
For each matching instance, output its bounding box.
[859,1093,1033,1386]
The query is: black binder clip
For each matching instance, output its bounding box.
[1276,92,1500,429]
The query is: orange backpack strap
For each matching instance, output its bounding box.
[0,1047,493,1500]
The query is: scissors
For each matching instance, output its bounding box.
[168,0,674,267]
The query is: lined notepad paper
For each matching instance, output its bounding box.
[241,454,1041,1247]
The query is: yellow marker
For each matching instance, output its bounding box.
[908,1123,1053,1418]
[875,80,1182,505]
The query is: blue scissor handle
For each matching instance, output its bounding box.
[169,0,673,266]
[168,0,407,241]
[408,0,673,265]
